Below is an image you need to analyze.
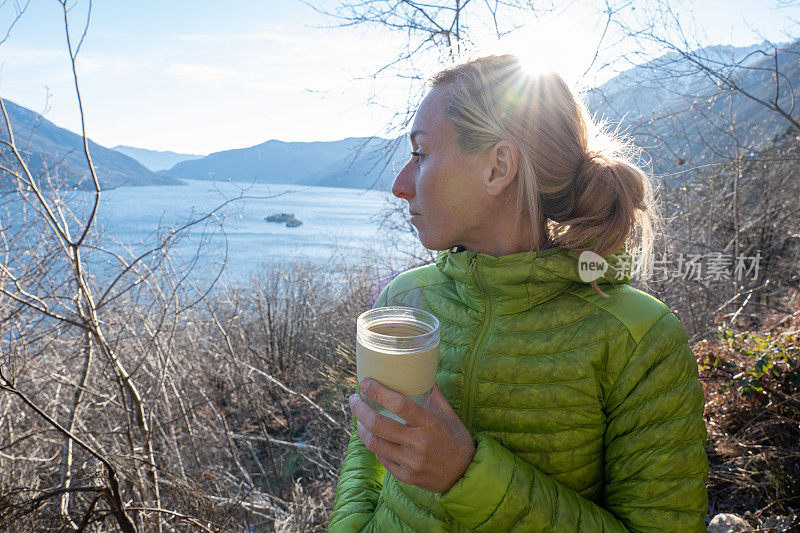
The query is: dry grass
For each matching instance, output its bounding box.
[696,309,800,528]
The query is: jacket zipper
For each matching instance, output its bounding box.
[461,256,495,433]
[451,256,494,533]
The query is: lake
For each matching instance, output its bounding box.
[92,179,422,281]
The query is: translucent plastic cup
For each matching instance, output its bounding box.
[356,306,440,423]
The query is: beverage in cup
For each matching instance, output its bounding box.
[356,306,440,423]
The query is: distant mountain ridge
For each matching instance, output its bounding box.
[586,39,799,178]
[163,136,405,191]
[586,42,770,124]
[294,137,407,190]
[112,145,204,172]
[0,96,403,191]
[0,99,184,189]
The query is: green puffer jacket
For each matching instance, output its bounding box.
[329,246,708,532]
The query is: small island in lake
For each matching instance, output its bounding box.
[265,212,303,228]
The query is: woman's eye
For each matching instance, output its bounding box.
[411,151,424,162]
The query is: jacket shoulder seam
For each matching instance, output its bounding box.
[565,286,678,413]
[565,285,671,344]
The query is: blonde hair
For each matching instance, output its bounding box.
[431,54,659,292]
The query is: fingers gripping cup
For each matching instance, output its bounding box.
[356,306,440,423]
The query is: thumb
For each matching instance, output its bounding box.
[429,383,459,419]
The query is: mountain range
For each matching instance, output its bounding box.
[2,37,797,191]
[163,136,404,190]
[0,97,404,190]
[586,39,799,178]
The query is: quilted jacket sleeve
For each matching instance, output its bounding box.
[435,312,709,532]
[327,415,386,532]
[327,287,390,532]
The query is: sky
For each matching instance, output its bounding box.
[0,0,797,155]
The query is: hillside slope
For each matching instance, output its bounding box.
[0,99,184,189]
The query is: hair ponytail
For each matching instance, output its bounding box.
[548,149,657,284]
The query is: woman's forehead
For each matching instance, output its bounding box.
[410,88,449,142]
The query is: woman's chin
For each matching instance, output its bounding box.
[418,235,452,252]
[417,233,438,251]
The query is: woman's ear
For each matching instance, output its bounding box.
[484,141,518,196]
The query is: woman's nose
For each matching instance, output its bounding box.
[392,160,415,200]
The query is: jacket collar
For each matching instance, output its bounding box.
[435,245,632,315]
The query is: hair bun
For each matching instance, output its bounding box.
[578,150,606,177]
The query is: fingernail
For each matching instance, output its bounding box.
[358,379,368,391]
[349,394,357,405]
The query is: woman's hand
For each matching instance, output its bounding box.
[349,378,476,493]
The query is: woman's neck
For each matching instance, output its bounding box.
[459,215,549,258]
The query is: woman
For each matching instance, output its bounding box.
[329,55,708,532]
